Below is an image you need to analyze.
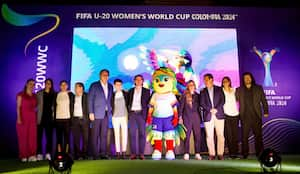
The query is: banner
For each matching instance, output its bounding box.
[1,4,300,156]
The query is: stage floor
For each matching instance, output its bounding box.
[1,155,300,174]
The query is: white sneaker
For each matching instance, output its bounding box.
[165,150,175,160]
[28,156,37,162]
[21,158,27,162]
[152,149,162,160]
[36,154,43,161]
[183,153,190,160]
[195,153,202,160]
[45,153,51,161]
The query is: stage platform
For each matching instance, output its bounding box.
[0,155,300,174]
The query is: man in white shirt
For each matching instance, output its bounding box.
[127,75,150,160]
[71,82,89,160]
[88,69,113,160]
[200,74,225,160]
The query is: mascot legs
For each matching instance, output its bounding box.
[151,117,176,160]
[152,130,163,160]
[165,139,175,160]
[164,130,175,160]
[152,140,162,160]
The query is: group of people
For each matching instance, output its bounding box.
[16,69,268,162]
[179,73,268,161]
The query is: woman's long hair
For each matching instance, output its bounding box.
[221,76,232,88]
[23,78,35,93]
[185,80,196,107]
[241,72,256,87]
[45,78,55,93]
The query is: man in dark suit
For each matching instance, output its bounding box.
[200,73,225,160]
[71,82,89,160]
[88,69,113,159]
[127,74,151,160]
[236,72,268,159]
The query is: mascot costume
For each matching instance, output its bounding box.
[146,67,186,160]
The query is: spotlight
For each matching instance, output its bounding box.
[258,148,281,173]
[49,144,74,174]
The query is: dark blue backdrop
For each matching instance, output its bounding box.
[1,4,300,157]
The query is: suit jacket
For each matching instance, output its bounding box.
[71,92,89,120]
[200,85,225,122]
[179,92,201,119]
[236,84,268,119]
[127,87,151,119]
[36,89,55,125]
[111,90,129,115]
[53,91,74,120]
[88,81,113,119]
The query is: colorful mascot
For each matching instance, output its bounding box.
[145,49,198,93]
[146,67,186,160]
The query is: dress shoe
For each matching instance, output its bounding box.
[45,153,52,161]
[139,154,146,160]
[195,153,202,160]
[217,155,224,160]
[28,156,37,162]
[121,152,126,159]
[36,154,43,161]
[208,156,215,160]
[183,153,189,160]
[130,154,137,160]
[101,155,110,160]
[21,158,27,162]
[116,152,121,160]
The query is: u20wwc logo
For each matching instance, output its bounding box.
[1,3,60,56]
[1,4,60,92]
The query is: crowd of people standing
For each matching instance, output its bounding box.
[16,69,268,162]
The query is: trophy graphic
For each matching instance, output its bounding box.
[253,46,279,87]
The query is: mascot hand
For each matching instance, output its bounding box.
[146,115,152,125]
[172,117,178,126]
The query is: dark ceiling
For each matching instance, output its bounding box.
[2,0,299,7]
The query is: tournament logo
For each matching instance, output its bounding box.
[252,46,279,87]
[1,4,60,56]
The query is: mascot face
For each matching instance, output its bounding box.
[153,75,174,94]
[152,67,177,94]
